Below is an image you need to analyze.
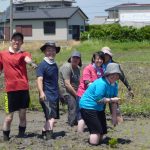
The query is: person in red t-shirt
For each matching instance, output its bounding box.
[0,32,37,141]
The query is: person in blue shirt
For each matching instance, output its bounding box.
[36,41,60,140]
[79,63,121,146]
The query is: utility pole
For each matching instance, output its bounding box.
[10,0,13,40]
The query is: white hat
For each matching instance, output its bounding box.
[101,46,113,57]
[104,63,121,76]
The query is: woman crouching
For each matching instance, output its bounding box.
[79,63,121,145]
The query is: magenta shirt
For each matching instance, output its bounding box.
[77,64,104,97]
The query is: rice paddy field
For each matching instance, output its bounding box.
[0,40,150,149]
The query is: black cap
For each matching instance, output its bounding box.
[40,41,60,53]
[68,50,82,67]
[11,32,24,41]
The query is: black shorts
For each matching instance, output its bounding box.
[80,108,107,134]
[40,99,59,120]
[5,90,30,113]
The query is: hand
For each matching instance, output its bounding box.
[39,92,46,101]
[31,62,38,69]
[128,90,134,99]
[110,97,121,103]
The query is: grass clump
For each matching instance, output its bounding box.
[109,138,118,148]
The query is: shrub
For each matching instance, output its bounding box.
[81,24,150,41]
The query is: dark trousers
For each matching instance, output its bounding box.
[64,95,77,126]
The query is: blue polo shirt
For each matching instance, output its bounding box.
[36,60,59,101]
[79,77,118,111]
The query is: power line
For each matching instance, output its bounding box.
[10,0,13,40]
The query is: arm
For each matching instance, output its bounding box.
[24,56,37,69]
[119,66,131,91]
[37,76,46,101]
[64,79,77,98]
[119,65,134,98]
[83,64,95,87]
[96,79,120,103]
[99,97,120,104]
[60,64,77,98]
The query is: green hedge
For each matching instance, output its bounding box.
[81,24,150,41]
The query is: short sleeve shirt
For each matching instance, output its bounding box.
[0,50,31,92]
[36,60,59,101]
[79,77,118,111]
[59,62,80,96]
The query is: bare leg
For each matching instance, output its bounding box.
[44,118,55,131]
[77,119,85,133]
[18,109,27,137]
[3,112,14,141]
[3,112,14,131]
[89,133,103,145]
[19,109,27,127]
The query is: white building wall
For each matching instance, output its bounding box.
[119,9,150,27]
[13,19,68,41]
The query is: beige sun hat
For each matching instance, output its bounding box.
[101,46,113,57]
[104,63,121,76]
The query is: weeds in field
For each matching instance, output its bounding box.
[0,40,150,116]
[108,138,118,148]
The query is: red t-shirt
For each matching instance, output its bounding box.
[0,50,31,92]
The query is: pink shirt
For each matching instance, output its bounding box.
[77,64,103,97]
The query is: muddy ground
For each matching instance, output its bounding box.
[0,110,150,150]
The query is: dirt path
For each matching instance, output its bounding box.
[0,110,150,150]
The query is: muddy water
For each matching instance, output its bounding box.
[0,110,150,150]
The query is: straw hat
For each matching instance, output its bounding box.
[101,46,113,57]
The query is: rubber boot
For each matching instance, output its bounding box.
[46,130,53,140]
[3,130,10,141]
[41,130,46,140]
[18,126,26,137]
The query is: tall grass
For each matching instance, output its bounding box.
[0,40,150,116]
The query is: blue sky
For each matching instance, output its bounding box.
[0,0,150,20]
[75,0,150,20]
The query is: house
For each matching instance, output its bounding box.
[0,0,88,41]
[105,3,150,28]
[90,16,108,25]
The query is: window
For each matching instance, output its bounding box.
[43,21,55,34]
[16,25,32,36]
[28,6,36,11]
[16,6,24,11]
[16,4,24,11]
[68,25,72,34]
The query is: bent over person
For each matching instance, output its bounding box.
[0,32,37,141]
[79,63,121,146]
[36,41,60,140]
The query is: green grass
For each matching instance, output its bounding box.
[0,40,150,116]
